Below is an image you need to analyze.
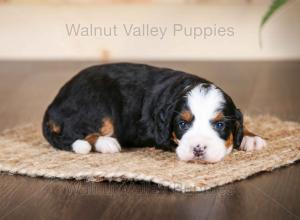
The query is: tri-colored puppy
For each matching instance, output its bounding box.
[43,63,267,163]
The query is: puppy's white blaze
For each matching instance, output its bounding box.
[72,140,92,154]
[95,136,121,153]
[176,84,228,162]
[188,84,225,122]
[240,136,267,151]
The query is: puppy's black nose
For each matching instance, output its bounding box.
[193,145,206,157]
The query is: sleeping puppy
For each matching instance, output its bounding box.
[43,63,267,163]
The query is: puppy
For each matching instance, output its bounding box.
[42,63,267,163]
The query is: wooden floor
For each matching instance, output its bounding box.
[0,61,299,220]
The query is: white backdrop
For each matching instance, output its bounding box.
[0,2,299,61]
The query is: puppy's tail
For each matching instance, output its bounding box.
[42,112,72,151]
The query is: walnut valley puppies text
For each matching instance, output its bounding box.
[65,24,235,40]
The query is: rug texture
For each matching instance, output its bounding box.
[0,115,299,192]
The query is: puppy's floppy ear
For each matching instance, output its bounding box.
[233,108,244,148]
[154,101,176,147]
[152,76,199,148]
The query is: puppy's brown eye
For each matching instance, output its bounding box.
[178,121,189,130]
[215,121,225,130]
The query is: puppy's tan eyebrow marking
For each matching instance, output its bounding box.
[212,112,224,122]
[180,110,193,122]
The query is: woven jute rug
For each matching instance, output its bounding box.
[0,115,299,192]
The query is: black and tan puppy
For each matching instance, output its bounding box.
[43,63,266,163]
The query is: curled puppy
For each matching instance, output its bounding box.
[42,63,267,163]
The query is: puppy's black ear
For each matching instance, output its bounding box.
[233,108,244,148]
[152,77,198,149]
[154,102,176,148]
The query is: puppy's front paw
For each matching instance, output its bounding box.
[72,140,92,154]
[240,136,267,151]
[95,136,121,153]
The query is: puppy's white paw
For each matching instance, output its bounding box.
[95,136,121,153]
[240,136,267,151]
[72,140,92,154]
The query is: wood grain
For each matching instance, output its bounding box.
[0,61,299,220]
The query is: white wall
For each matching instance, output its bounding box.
[0,2,299,61]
